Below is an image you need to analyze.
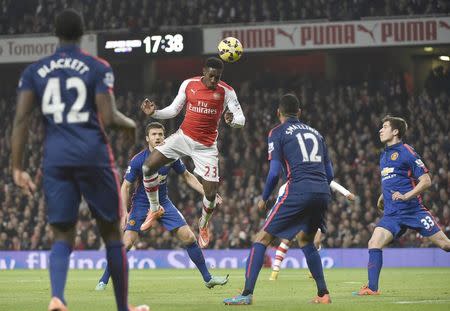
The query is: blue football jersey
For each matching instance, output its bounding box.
[124,149,186,208]
[380,142,429,215]
[268,118,330,193]
[17,44,115,167]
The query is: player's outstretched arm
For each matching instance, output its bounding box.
[330,180,355,201]
[120,180,133,229]
[224,89,245,128]
[182,171,205,196]
[141,80,188,119]
[11,90,37,195]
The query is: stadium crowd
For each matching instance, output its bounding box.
[1,0,449,35]
[0,67,449,251]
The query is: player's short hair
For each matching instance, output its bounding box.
[204,57,224,70]
[55,8,84,41]
[382,115,408,138]
[145,122,165,135]
[279,94,303,116]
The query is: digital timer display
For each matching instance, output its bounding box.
[98,31,201,60]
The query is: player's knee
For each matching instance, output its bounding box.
[177,227,196,245]
[442,243,450,252]
[142,163,157,176]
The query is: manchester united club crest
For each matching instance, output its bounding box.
[213,93,221,100]
[390,152,399,161]
[128,219,136,226]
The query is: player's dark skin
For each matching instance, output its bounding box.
[11,38,136,248]
[141,66,234,203]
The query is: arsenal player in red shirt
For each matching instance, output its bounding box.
[139,57,245,248]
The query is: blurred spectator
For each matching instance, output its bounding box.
[1,0,449,35]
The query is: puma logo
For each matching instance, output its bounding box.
[190,88,197,95]
[277,27,297,45]
[357,24,378,42]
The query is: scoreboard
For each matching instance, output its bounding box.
[98,30,202,60]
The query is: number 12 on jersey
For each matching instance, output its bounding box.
[296,133,322,162]
[42,77,89,124]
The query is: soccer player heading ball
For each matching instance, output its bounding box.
[139,57,245,248]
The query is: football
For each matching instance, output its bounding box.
[217,37,243,63]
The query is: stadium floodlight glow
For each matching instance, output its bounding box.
[423,47,433,52]
[439,56,450,62]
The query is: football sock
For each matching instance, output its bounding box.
[273,242,289,271]
[142,167,160,212]
[301,243,329,297]
[49,240,72,305]
[243,242,267,295]
[199,196,216,228]
[106,241,128,311]
[99,249,130,284]
[368,248,382,291]
[185,242,211,282]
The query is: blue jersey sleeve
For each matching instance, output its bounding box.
[171,159,187,175]
[322,139,334,183]
[268,130,282,161]
[404,144,429,179]
[95,60,114,94]
[124,155,142,183]
[17,65,35,93]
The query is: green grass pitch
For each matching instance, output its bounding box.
[1,268,449,310]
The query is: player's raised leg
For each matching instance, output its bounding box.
[198,180,219,248]
[297,231,331,304]
[427,228,450,251]
[96,230,139,290]
[141,150,173,231]
[356,226,393,295]
[174,224,229,288]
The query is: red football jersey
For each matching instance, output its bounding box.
[179,77,236,146]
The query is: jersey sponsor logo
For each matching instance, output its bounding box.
[415,159,425,168]
[390,152,399,160]
[103,72,114,88]
[268,142,274,154]
[187,101,218,115]
[381,167,394,176]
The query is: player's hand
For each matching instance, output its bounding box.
[257,199,268,211]
[346,192,356,201]
[12,169,36,196]
[141,98,156,116]
[215,193,223,205]
[392,191,408,201]
[224,111,234,124]
[377,195,384,211]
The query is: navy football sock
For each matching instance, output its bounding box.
[100,249,130,284]
[106,241,128,311]
[243,242,267,295]
[49,240,72,305]
[368,248,382,291]
[302,243,328,297]
[185,242,212,282]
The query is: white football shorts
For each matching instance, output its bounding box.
[155,129,220,182]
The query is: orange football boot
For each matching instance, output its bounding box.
[140,206,165,231]
[311,294,332,304]
[356,285,381,296]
